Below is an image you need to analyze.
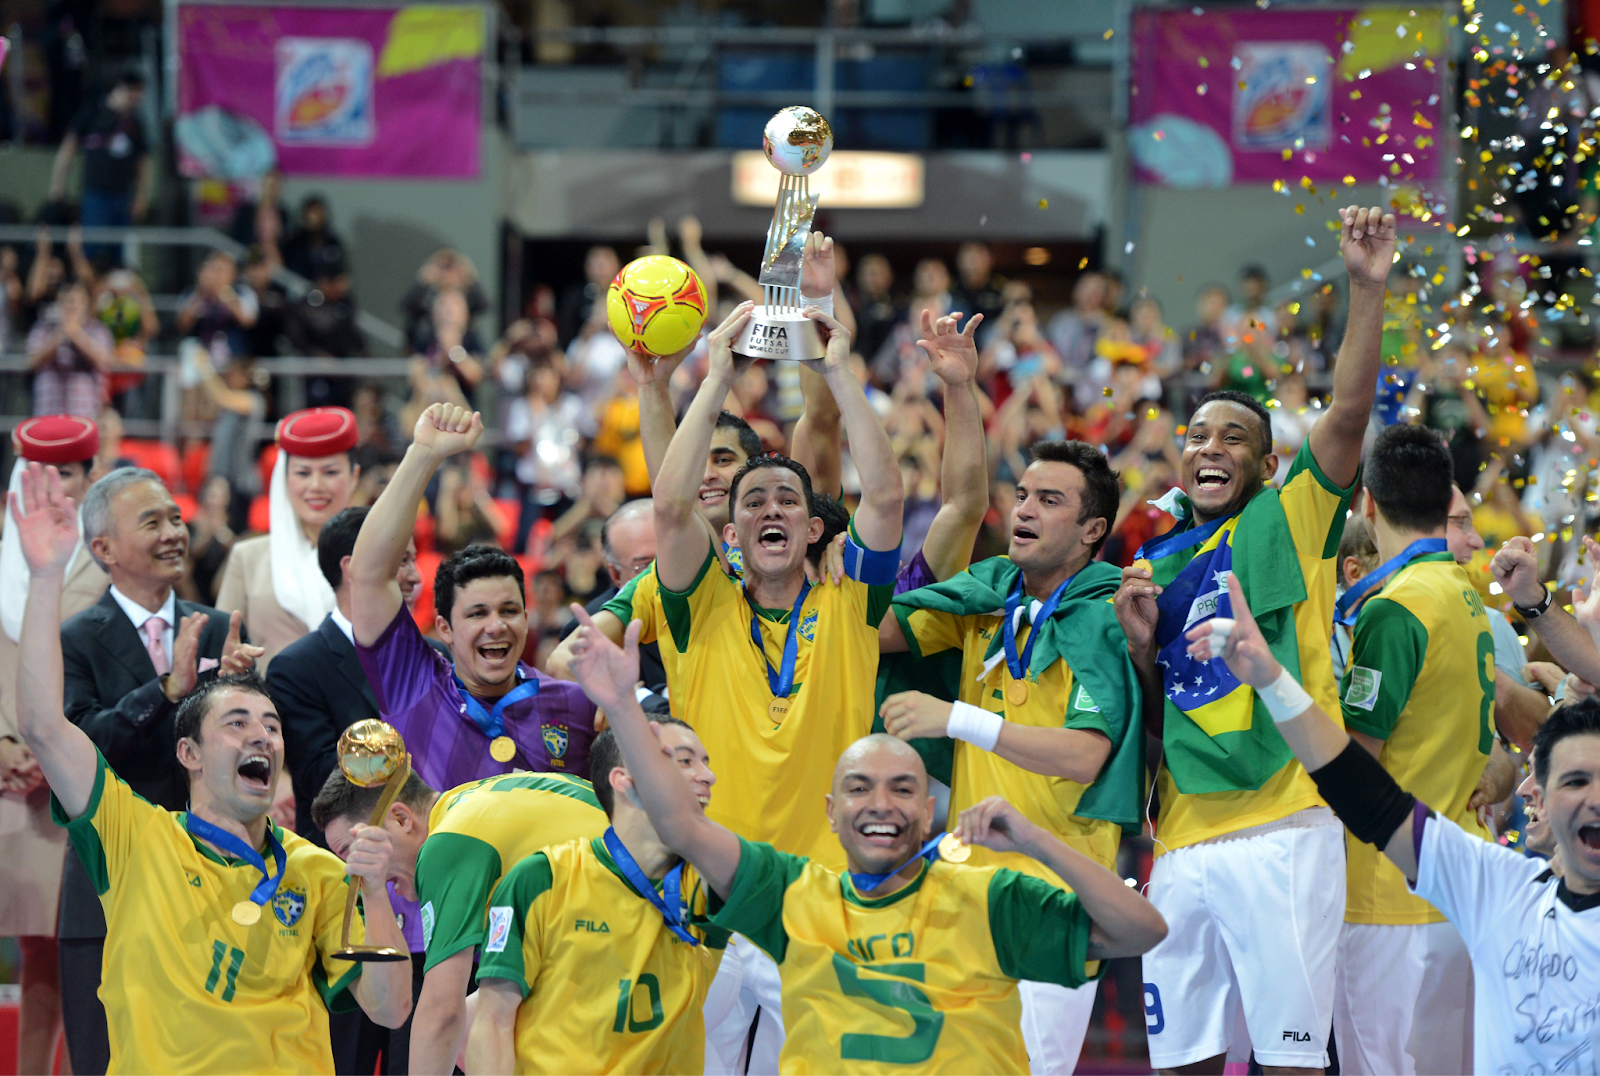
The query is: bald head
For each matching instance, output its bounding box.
[833,734,928,795]
[602,498,656,586]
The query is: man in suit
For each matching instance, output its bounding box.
[270,505,427,1076]
[0,416,107,1076]
[57,465,260,1075]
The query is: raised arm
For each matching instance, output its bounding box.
[349,403,483,646]
[10,464,99,818]
[790,233,848,497]
[1493,535,1600,685]
[802,308,903,552]
[564,606,742,894]
[1307,206,1398,489]
[653,303,753,593]
[626,343,692,486]
[918,309,987,580]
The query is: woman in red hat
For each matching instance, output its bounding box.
[215,407,359,671]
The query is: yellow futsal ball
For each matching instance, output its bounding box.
[606,255,708,357]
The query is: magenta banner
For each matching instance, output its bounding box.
[177,3,482,178]
[1129,6,1445,188]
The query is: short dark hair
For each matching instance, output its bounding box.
[1364,424,1454,533]
[1533,696,1600,786]
[1241,265,1269,284]
[728,453,816,520]
[590,719,695,819]
[715,411,762,460]
[1193,390,1274,457]
[584,454,623,476]
[310,766,436,832]
[318,506,370,590]
[1025,440,1122,556]
[435,544,524,625]
[115,71,146,91]
[174,672,273,747]
[809,492,850,563]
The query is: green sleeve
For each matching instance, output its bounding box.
[1341,597,1426,740]
[603,571,643,623]
[657,547,718,653]
[474,853,555,998]
[1062,679,1113,738]
[986,869,1101,988]
[705,836,807,965]
[51,750,114,895]
[415,832,504,972]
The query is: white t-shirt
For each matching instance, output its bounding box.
[1414,811,1600,1073]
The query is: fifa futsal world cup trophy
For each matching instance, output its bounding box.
[732,106,835,362]
[331,719,411,962]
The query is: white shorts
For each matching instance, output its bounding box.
[703,932,785,1075]
[1334,920,1473,1075]
[1019,978,1098,1075]
[1141,808,1345,1070]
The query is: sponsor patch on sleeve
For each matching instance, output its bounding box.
[1344,666,1381,711]
[1073,684,1099,713]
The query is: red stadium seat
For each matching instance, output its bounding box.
[119,440,181,489]
[257,443,279,492]
[173,493,198,522]
[493,498,520,550]
[180,442,210,495]
[247,494,270,534]
[412,511,435,555]
[412,550,444,630]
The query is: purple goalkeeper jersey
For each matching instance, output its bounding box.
[356,608,597,791]
[896,548,937,595]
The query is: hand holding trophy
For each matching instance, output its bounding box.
[330,719,412,962]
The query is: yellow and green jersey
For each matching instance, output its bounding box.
[892,605,1121,881]
[650,533,896,869]
[476,837,729,1075]
[54,751,362,1075]
[1150,439,1354,851]
[417,771,607,971]
[710,836,1101,1074]
[1341,552,1495,924]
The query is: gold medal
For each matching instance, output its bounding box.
[232,900,262,926]
[768,697,790,724]
[1006,678,1029,706]
[489,736,516,763]
[938,834,971,863]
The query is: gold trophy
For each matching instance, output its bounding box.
[331,719,412,962]
[732,106,834,362]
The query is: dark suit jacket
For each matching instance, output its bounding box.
[269,613,449,846]
[59,588,238,936]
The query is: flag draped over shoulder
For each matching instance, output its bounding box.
[1137,489,1305,793]
[885,558,1144,831]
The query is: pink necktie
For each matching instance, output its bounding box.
[143,617,170,676]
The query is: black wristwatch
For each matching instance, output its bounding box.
[1513,586,1554,621]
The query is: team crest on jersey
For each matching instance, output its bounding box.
[273,887,307,927]
[543,725,569,760]
[798,610,818,642]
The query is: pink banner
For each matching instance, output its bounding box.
[1129,7,1445,188]
[177,3,482,178]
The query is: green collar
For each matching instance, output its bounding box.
[177,813,285,868]
[840,858,930,908]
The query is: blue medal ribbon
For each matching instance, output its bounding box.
[184,813,287,912]
[602,828,699,946]
[1133,510,1232,564]
[747,580,811,700]
[1333,538,1450,627]
[847,832,949,893]
[1002,573,1075,683]
[453,671,539,741]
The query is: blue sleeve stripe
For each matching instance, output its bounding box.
[844,536,901,585]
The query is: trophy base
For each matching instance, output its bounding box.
[331,946,410,963]
[732,307,826,362]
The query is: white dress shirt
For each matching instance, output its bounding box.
[329,606,356,646]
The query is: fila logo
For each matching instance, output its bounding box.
[575,919,611,933]
[1282,1031,1313,1042]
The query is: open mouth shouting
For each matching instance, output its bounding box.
[1194,467,1232,493]
[757,524,789,553]
[1578,823,1600,852]
[237,754,273,795]
[476,640,514,667]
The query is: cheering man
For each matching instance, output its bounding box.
[1114,205,1395,1073]
[879,439,1142,1074]
[10,463,411,1073]
[563,605,1167,1073]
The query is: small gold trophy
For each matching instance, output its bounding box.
[331,719,412,962]
[732,106,834,362]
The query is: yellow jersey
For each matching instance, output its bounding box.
[1341,552,1495,924]
[653,538,896,868]
[417,771,608,971]
[710,836,1101,1075]
[1155,441,1353,850]
[476,837,729,1075]
[54,751,363,1075]
[605,565,684,715]
[893,606,1122,881]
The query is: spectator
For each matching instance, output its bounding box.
[227,169,288,251]
[414,286,484,394]
[240,248,291,359]
[1182,283,1231,372]
[556,244,620,346]
[507,353,591,551]
[1222,264,1278,341]
[24,227,67,322]
[175,251,258,366]
[526,568,574,659]
[591,366,651,499]
[286,270,366,387]
[435,466,507,556]
[951,241,1005,341]
[853,252,901,362]
[979,290,1062,395]
[546,455,625,550]
[403,248,487,353]
[180,474,235,605]
[1129,295,1181,378]
[48,72,150,261]
[1046,270,1108,377]
[195,348,268,534]
[27,281,112,418]
[352,381,406,470]
[0,246,19,352]
[281,195,348,284]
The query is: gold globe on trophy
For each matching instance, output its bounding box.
[732,105,834,362]
[331,719,412,962]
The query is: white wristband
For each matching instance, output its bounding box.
[1258,667,1314,724]
[799,289,835,317]
[948,701,1003,752]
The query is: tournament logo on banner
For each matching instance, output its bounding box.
[275,38,374,145]
[1231,43,1331,151]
